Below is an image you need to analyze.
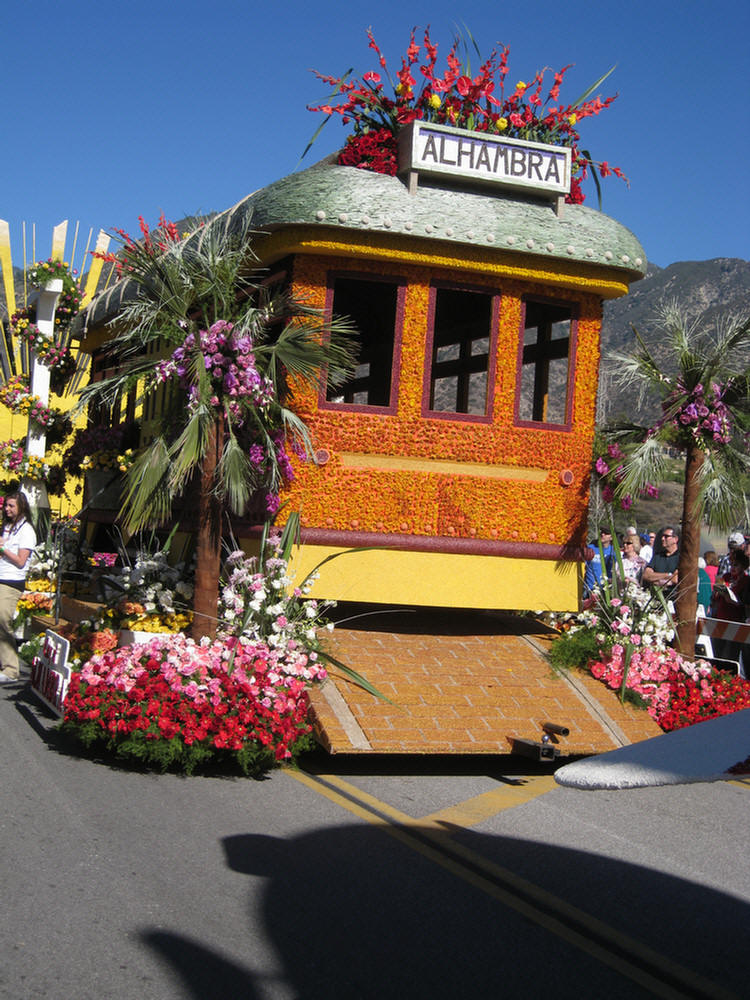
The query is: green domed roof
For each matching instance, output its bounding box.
[226,154,646,277]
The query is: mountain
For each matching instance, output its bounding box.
[600,257,750,421]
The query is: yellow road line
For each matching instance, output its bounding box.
[419,775,559,829]
[287,768,737,1000]
[316,771,559,830]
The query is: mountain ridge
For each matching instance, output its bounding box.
[600,256,750,420]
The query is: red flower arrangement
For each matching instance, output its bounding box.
[310,27,626,203]
[61,634,322,774]
[657,672,750,732]
[588,644,750,733]
[92,213,195,276]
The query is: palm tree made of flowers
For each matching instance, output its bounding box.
[80,212,357,642]
[604,303,750,654]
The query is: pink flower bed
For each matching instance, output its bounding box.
[589,644,750,731]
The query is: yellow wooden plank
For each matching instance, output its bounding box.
[0,219,16,316]
[51,220,67,261]
[82,230,110,306]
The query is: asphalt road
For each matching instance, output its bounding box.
[1,683,748,999]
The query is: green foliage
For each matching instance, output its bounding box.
[18,632,44,666]
[547,628,601,673]
[58,720,313,777]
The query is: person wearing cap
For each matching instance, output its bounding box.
[718,532,745,578]
[582,526,614,598]
[642,526,680,597]
[639,531,653,564]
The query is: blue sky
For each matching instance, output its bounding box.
[3,0,748,272]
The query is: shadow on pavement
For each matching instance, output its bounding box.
[141,931,264,999]
[142,821,750,1000]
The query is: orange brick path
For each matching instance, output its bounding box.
[309,609,661,756]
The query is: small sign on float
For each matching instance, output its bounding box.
[398,120,572,199]
[30,630,71,717]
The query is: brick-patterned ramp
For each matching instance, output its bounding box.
[308,608,661,756]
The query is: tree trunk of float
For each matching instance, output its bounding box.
[674,442,705,656]
[191,417,224,642]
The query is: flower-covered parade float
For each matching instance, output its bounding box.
[56,28,652,770]
[229,28,641,611]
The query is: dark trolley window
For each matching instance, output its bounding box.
[325,276,399,408]
[428,287,492,415]
[517,300,573,425]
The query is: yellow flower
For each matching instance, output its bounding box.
[428,92,441,109]
[568,113,577,126]
[516,81,526,92]
[496,117,508,131]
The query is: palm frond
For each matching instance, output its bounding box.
[167,404,214,496]
[609,327,665,410]
[121,437,173,533]
[697,450,748,531]
[218,432,253,514]
[275,406,315,463]
[616,434,668,500]
[260,317,358,394]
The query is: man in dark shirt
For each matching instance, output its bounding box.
[642,526,679,597]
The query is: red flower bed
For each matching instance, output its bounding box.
[61,634,323,774]
[657,672,750,732]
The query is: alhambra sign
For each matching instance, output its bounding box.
[398,121,572,201]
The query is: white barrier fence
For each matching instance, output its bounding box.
[695,616,750,675]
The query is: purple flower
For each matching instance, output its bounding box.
[248,444,265,467]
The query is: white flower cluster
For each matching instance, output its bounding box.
[27,521,80,582]
[113,549,194,614]
[218,536,335,657]
[552,579,674,653]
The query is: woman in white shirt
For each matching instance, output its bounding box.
[620,536,646,584]
[0,492,37,684]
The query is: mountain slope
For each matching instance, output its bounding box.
[600,257,750,420]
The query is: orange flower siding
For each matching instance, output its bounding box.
[281,253,601,549]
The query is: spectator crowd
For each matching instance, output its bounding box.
[584,524,750,677]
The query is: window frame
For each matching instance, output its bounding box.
[319,270,405,416]
[422,280,499,424]
[514,295,578,431]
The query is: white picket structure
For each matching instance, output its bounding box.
[695,615,750,675]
